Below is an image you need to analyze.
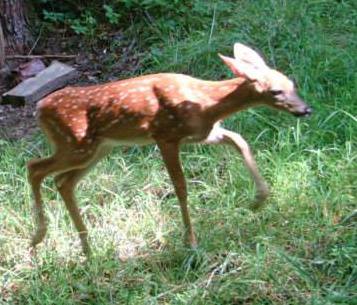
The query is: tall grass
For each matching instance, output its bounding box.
[1,0,356,304]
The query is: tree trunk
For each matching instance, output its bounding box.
[0,0,33,55]
[0,22,4,67]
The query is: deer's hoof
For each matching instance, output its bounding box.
[250,186,270,211]
[29,245,38,257]
[82,244,91,258]
[190,242,198,251]
[80,237,91,258]
[185,235,198,250]
[30,226,47,248]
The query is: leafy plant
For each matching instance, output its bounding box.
[103,4,121,25]
[42,10,66,23]
[69,11,97,35]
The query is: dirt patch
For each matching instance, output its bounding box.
[0,102,38,139]
[0,31,141,140]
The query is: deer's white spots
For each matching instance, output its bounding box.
[168,114,175,119]
[137,87,147,92]
[76,129,86,138]
[66,136,72,143]
[119,93,128,99]
[163,84,176,92]
[112,118,120,124]
[141,121,149,129]
[146,98,157,106]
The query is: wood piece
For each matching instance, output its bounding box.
[1,61,78,105]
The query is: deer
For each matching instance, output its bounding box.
[27,43,311,256]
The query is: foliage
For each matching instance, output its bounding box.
[1,0,356,304]
[32,0,218,37]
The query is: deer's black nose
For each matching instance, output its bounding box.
[293,106,313,117]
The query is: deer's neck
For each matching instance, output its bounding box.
[198,78,257,122]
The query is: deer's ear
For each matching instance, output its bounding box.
[219,53,261,80]
[233,43,267,68]
[218,54,242,76]
[219,53,269,92]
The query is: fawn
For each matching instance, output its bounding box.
[28,43,311,255]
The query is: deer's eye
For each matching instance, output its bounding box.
[270,89,283,96]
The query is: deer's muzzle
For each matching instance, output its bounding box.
[289,94,312,117]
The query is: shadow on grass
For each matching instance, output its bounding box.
[2,235,236,304]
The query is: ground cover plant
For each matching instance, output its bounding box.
[0,0,356,304]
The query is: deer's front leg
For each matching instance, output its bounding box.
[204,126,269,209]
[156,141,197,248]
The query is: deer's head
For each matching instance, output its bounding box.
[219,43,312,117]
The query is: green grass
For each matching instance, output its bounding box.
[1,0,356,304]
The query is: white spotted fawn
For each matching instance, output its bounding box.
[28,43,311,255]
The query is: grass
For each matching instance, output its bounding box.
[1,0,356,304]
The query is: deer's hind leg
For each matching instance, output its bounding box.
[53,145,112,255]
[27,141,104,251]
[28,155,64,248]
